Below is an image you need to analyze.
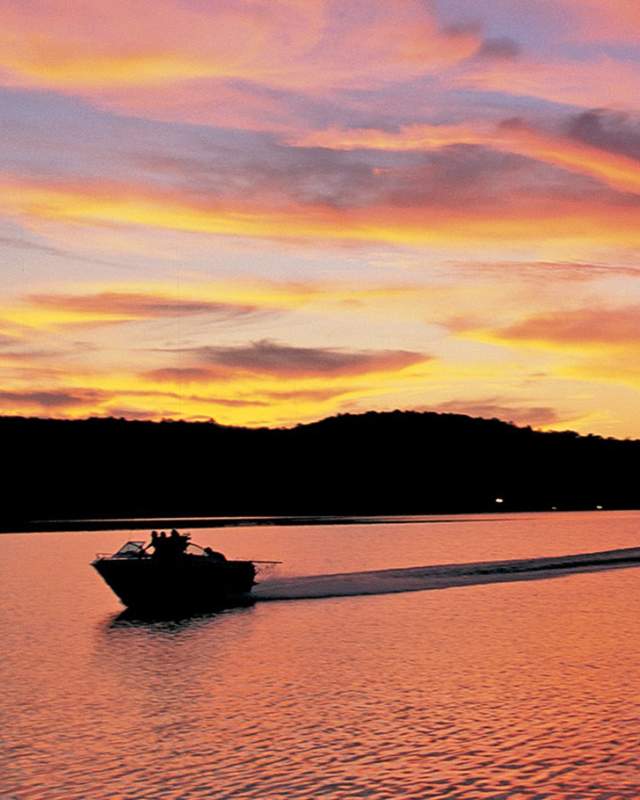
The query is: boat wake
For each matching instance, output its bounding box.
[252,546,640,602]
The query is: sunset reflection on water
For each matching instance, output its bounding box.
[3,512,640,799]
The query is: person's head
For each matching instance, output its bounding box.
[151,531,158,539]
[170,529,179,537]
[160,531,167,538]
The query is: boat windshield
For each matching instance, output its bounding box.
[114,541,146,557]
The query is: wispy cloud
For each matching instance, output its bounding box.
[0,388,113,411]
[0,235,128,271]
[29,291,264,321]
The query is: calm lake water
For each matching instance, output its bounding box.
[3,511,640,799]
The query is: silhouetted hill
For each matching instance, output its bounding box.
[3,410,639,528]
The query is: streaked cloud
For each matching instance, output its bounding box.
[567,110,640,163]
[0,333,20,348]
[168,339,429,378]
[291,115,640,196]
[450,261,640,284]
[29,291,263,321]
[0,388,113,411]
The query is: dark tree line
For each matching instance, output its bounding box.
[2,410,639,528]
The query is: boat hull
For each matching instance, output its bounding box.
[92,555,256,612]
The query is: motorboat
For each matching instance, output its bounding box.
[92,534,264,613]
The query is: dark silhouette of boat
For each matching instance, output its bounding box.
[92,537,263,612]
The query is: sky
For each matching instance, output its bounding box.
[2,0,640,436]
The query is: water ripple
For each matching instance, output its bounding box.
[3,517,640,798]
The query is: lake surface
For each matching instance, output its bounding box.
[3,511,640,799]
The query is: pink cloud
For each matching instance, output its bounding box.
[556,0,640,42]
[457,55,640,111]
[426,398,562,428]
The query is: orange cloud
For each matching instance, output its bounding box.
[497,307,640,349]
[7,175,640,250]
[443,305,640,398]
[0,0,478,96]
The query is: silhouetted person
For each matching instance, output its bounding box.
[145,530,159,555]
[204,546,226,562]
[151,530,169,559]
[170,529,189,555]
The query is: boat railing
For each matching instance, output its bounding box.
[94,537,283,565]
